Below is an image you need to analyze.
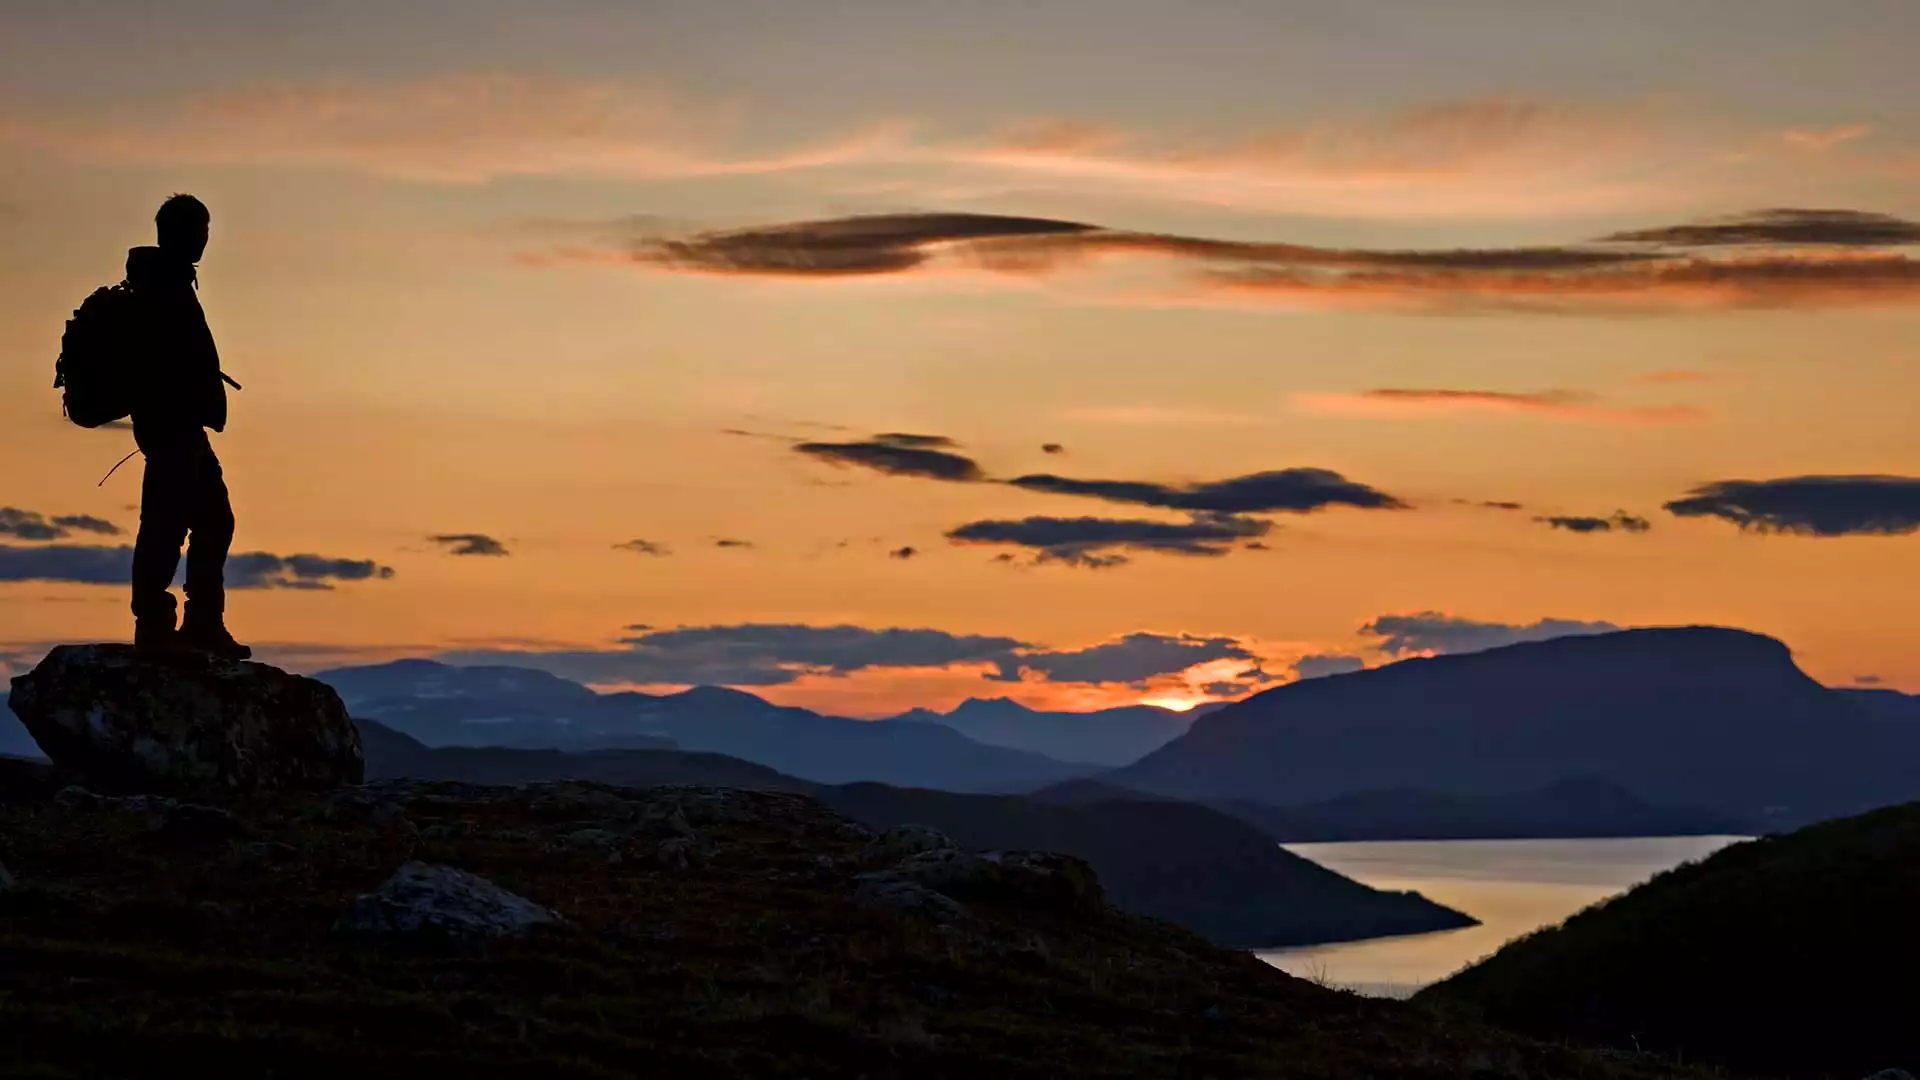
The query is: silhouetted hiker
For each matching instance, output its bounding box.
[124,194,249,661]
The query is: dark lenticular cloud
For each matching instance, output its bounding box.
[644,213,1099,276]
[889,545,918,560]
[946,513,1272,567]
[615,539,670,556]
[429,533,510,556]
[1663,475,1920,536]
[795,437,985,482]
[1007,467,1407,514]
[0,544,392,589]
[1538,510,1652,534]
[1602,208,1920,248]
[574,208,1920,315]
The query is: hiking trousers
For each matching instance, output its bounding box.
[129,425,233,628]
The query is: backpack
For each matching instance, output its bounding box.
[54,283,139,428]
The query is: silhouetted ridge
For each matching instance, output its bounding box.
[1105,626,1920,827]
[1420,799,1920,1078]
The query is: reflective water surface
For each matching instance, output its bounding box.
[1260,835,1749,997]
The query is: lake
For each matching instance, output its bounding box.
[1259,835,1750,998]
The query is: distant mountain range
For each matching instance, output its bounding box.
[318,660,1097,793]
[886,696,1198,766]
[1104,627,1920,829]
[357,718,1474,948]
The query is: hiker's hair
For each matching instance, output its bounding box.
[155,193,209,233]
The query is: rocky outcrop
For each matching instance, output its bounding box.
[6,644,361,794]
[334,862,562,948]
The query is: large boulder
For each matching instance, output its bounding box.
[6,644,362,794]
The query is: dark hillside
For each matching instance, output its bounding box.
[1420,801,1920,1078]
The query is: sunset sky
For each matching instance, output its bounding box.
[3,1,1918,714]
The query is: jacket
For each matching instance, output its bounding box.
[125,246,227,436]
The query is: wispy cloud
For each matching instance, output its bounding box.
[0,75,909,184]
[1295,388,1707,425]
[0,508,123,542]
[614,539,670,557]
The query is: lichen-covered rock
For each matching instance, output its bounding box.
[886,848,1106,916]
[6,644,362,795]
[334,862,561,947]
[865,823,955,859]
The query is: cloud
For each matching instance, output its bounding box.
[429,533,510,556]
[0,545,393,590]
[614,539,670,557]
[0,74,907,184]
[1537,510,1653,534]
[566,208,1920,316]
[946,514,1272,567]
[1602,208,1920,247]
[1290,654,1367,680]
[1296,388,1706,426]
[1663,475,1920,536]
[440,623,1034,687]
[225,553,398,590]
[1360,612,1621,657]
[1006,467,1407,514]
[0,508,123,541]
[1481,501,1526,511]
[1854,674,1884,686]
[1778,125,1873,153]
[888,546,918,560]
[52,514,122,536]
[997,632,1258,685]
[1041,443,1065,455]
[955,98,1683,218]
[715,538,754,549]
[795,435,985,482]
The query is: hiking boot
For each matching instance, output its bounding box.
[133,620,187,658]
[178,620,252,662]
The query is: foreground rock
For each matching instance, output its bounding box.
[334,861,562,947]
[6,644,362,794]
[0,767,1714,1079]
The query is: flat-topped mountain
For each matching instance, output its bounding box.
[1105,627,1920,828]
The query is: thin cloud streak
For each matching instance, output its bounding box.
[1295,388,1708,425]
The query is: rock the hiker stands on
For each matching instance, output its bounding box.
[6,644,361,794]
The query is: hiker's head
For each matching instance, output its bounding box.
[155,194,210,263]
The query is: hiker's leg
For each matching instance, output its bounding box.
[130,443,193,629]
[181,435,233,630]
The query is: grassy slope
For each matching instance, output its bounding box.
[1419,802,1920,1079]
[0,758,1716,1080]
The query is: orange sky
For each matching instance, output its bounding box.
[3,2,1918,713]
